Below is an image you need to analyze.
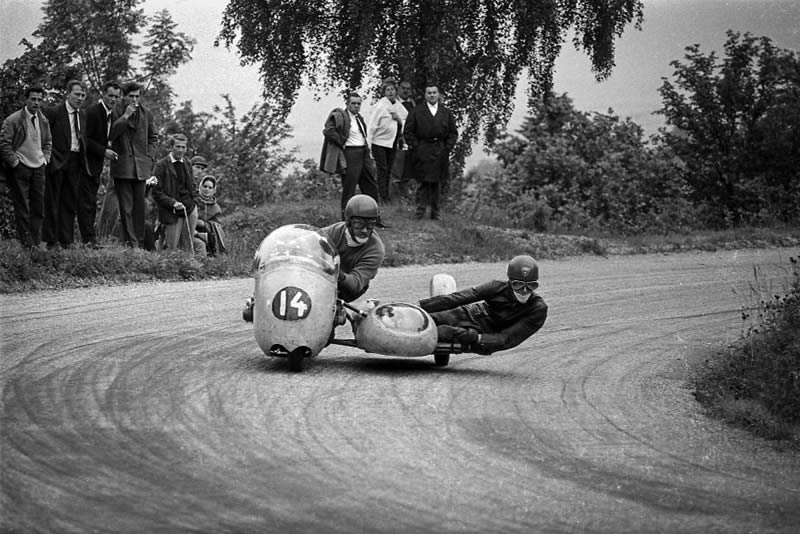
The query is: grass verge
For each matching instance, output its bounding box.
[692,256,800,449]
[1,198,799,294]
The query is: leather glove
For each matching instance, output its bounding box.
[456,330,479,346]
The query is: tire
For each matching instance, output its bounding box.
[434,352,450,366]
[288,350,304,373]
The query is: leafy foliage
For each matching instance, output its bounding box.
[466,93,694,234]
[140,9,197,126]
[217,0,643,164]
[163,96,298,207]
[33,0,145,92]
[657,31,800,226]
[694,257,800,444]
[275,159,342,202]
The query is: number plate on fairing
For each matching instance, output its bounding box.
[272,286,312,320]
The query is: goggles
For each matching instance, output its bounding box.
[350,219,377,231]
[510,279,538,292]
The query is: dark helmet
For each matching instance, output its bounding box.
[507,255,539,282]
[345,194,379,221]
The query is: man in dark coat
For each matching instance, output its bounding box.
[403,84,458,220]
[151,133,203,254]
[390,80,416,200]
[109,81,158,248]
[79,81,120,246]
[43,80,89,247]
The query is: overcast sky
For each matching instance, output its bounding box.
[2,0,799,166]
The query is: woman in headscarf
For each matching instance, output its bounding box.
[195,174,227,256]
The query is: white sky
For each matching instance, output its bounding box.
[2,0,799,167]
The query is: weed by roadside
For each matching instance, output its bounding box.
[693,256,800,449]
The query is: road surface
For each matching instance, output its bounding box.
[2,249,799,533]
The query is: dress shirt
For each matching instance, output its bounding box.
[346,111,368,147]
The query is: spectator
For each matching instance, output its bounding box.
[320,92,379,219]
[403,83,458,220]
[195,174,227,256]
[80,80,120,247]
[391,80,415,200]
[43,80,88,248]
[367,78,407,204]
[190,155,209,188]
[109,82,158,248]
[0,85,52,248]
[151,133,204,255]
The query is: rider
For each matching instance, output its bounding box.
[418,255,548,354]
[322,194,386,304]
[242,194,386,322]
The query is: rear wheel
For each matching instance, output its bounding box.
[434,352,450,366]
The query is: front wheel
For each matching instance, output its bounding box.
[288,351,304,372]
[434,352,450,366]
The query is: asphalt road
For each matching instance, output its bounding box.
[2,249,799,533]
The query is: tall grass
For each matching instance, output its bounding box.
[693,256,800,447]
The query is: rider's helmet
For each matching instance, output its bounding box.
[345,194,379,222]
[344,195,380,244]
[507,255,539,291]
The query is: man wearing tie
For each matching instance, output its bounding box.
[80,81,120,247]
[43,80,88,247]
[319,92,379,219]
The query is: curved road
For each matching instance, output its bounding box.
[2,249,799,533]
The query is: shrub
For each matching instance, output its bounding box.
[694,256,800,445]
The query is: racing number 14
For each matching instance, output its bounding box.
[272,286,312,321]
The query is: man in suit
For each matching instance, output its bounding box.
[0,85,52,248]
[79,81,120,247]
[43,80,88,247]
[391,80,415,200]
[403,84,458,220]
[151,133,203,254]
[109,82,158,248]
[319,92,379,219]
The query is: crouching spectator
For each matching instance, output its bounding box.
[194,174,227,256]
[151,133,205,255]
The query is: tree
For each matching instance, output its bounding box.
[31,0,145,92]
[468,93,692,233]
[0,1,194,110]
[140,9,197,126]
[657,31,800,226]
[217,0,644,164]
[164,96,298,208]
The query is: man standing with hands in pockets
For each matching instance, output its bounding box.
[109,82,157,248]
[403,83,458,220]
[80,81,120,247]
